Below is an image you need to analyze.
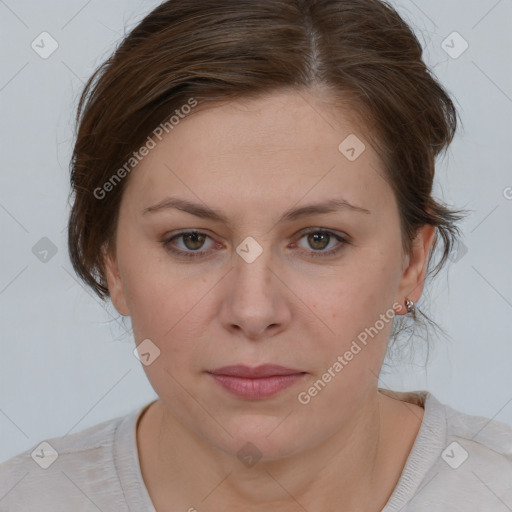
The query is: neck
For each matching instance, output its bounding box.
[137,389,423,512]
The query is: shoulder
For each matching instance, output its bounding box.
[435,395,512,503]
[443,396,512,457]
[0,403,148,511]
[434,392,512,474]
[383,389,512,511]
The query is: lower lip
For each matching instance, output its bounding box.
[208,373,306,399]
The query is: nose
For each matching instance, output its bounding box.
[219,244,291,341]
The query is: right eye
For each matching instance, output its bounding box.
[161,231,217,259]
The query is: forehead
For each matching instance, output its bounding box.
[121,90,392,218]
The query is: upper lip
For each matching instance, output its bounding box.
[207,364,305,378]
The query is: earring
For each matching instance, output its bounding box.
[405,297,416,317]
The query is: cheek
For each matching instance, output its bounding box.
[125,274,202,343]
[126,275,208,398]
[325,257,397,318]
[304,247,402,359]
[116,229,190,335]
[119,255,215,371]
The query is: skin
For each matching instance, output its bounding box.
[104,88,435,512]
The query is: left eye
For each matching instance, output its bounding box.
[294,229,348,257]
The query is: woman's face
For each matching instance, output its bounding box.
[105,90,433,460]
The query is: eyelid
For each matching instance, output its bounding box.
[295,227,350,243]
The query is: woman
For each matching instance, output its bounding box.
[1,0,511,510]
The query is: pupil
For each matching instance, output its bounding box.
[310,233,328,250]
[185,233,204,250]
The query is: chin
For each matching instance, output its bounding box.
[205,416,317,464]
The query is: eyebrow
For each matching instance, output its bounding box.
[142,196,371,224]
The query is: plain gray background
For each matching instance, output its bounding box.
[1,0,511,463]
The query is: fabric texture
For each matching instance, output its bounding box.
[1,389,511,511]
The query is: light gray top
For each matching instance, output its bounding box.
[1,389,511,511]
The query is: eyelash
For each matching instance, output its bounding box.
[161,229,349,260]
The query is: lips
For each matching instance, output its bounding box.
[208,364,304,378]
[206,364,306,399]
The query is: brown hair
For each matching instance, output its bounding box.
[68,0,466,325]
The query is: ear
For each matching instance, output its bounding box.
[395,224,436,314]
[102,246,130,317]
